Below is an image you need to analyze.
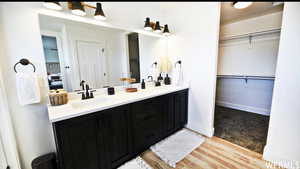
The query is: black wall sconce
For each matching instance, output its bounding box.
[43,2,107,20]
[144,17,171,36]
[70,2,86,16]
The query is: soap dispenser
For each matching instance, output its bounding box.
[157,73,164,82]
[141,79,146,89]
[157,73,163,83]
[164,74,171,85]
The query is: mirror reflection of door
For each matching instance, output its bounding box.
[41,35,65,90]
[128,33,141,83]
[76,41,107,89]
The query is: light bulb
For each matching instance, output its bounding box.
[72,9,86,16]
[144,27,152,31]
[43,2,62,10]
[94,15,106,21]
[233,2,253,9]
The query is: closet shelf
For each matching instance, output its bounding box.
[217,75,275,81]
[220,28,281,41]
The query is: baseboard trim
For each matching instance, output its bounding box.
[216,101,270,116]
[263,144,300,169]
[186,125,214,138]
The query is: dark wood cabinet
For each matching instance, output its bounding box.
[53,114,106,169]
[174,90,188,130]
[102,105,132,168]
[131,97,165,153]
[53,89,188,169]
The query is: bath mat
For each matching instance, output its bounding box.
[150,128,205,168]
[118,156,152,169]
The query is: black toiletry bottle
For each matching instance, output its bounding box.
[107,87,115,95]
[157,73,163,81]
[164,74,171,85]
[141,79,146,89]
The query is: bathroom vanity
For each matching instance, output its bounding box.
[41,10,188,169]
[48,86,188,169]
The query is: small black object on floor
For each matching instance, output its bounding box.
[214,106,269,154]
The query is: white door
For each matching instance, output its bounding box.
[76,41,107,89]
[0,136,7,169]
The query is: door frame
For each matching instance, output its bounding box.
[40,30,69,91]
[75,40,108,88]
[0,71,21,169]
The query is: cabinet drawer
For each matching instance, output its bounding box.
[132,98,162,121]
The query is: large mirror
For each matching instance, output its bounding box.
[38,15,166,92]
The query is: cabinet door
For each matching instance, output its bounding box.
[101,106,132,169]
[53,114,105,169]
[162,94,175,136]
[174,90,188,130]
[131,97,164,153]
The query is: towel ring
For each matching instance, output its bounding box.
[14,58,36,73]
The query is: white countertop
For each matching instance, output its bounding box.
[48,85,189,123]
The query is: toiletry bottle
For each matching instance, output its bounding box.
[157,73,163,84]
[164,74,171,85]
[141,79,146,89]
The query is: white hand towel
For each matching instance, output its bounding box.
[173,65,183,86]
[16,72,41,105]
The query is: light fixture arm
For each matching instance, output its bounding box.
[68,2,96,10]
[149,21,164,29]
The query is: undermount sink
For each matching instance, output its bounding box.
[70,96,113,109]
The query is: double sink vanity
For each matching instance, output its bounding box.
[40,11,188,169]
[48,85,189,169]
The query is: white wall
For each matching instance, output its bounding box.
[218,12,282,76]
[138,34,165,80]
[0,2,222,169]
[0,2,168,169]
[0,6,21,169]
[263,3,300,167]
[0,137,6,169]
[218,33,280,76]
[216,79,274,116]
[0,70,21,169]
[166,2,221,137]
[0,3,56,169]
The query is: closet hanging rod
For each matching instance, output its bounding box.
[220,28,281,41]
[217,75,275,80]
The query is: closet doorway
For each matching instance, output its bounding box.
[214,2,284,154]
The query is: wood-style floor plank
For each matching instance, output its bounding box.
[141,136,283,169]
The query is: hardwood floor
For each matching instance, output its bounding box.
[141,136,282,169]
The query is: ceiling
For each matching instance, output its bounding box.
[221,2,284,24]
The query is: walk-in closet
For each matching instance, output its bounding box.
[214,2,284,153]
